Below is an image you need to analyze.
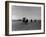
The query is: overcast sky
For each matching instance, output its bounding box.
[12,6,41,20]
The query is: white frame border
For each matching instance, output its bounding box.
[9,3,44,34]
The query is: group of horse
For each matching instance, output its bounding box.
[22,17,36,24]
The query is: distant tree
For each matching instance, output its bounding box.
[30,19,32,22]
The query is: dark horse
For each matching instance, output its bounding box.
[23,17,28,24]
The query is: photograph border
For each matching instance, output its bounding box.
[5,1,45,36]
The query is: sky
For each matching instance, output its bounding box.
[12,6,41,20]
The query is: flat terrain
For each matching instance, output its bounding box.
[12,20,41,31]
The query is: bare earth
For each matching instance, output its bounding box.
[12,20,41,31]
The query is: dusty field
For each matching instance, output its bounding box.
[12,20,41,31]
